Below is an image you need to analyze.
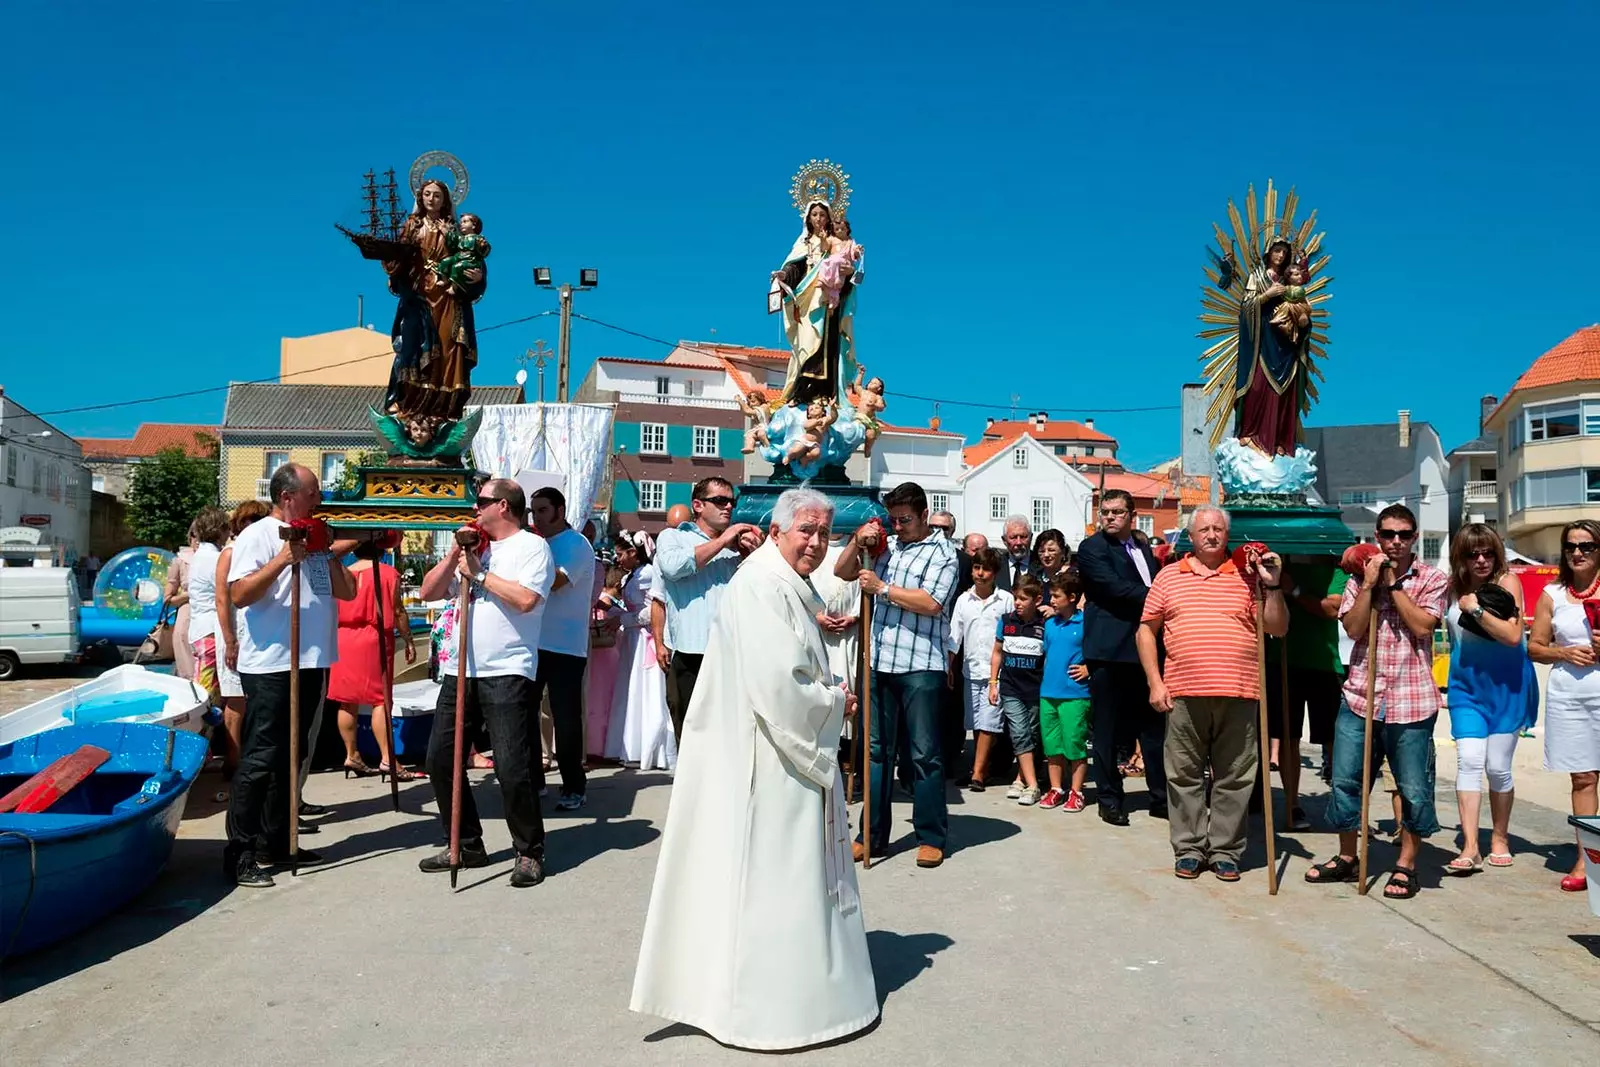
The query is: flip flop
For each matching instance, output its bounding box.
[1443,854,1483,876]
[1485,852,1514,868]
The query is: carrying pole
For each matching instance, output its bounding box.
[449,528,480,889]
[1255,575,1279,895]
[282,525,308,878]
[858,547,874,871]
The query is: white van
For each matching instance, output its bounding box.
[0,565,81,679]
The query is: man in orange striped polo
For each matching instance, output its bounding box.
[1136,506,1287,881]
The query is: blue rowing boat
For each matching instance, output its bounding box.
[0,722,209,957]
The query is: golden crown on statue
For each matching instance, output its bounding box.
[789,158,851,219]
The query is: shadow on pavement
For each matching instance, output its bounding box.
[869,928,954,1006]
[1,837,231,1002]
[946,813,1021,857]
[1568,933,1600,959]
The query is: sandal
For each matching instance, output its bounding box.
[1304,855,1358,883]
[1485,852,1514,868]
[379,763,421,783]
[343,757,380,779]
[1444,854,1483,876]
[1383,866,1419,899]
[1561,873,1588,892]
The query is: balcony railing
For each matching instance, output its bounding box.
[616,392,739,410]
[1464,480,1497,504]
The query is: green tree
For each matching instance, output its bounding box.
[125,435,220,549]
[329,449,387,495]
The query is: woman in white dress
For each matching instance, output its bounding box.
[605,531,675,771]
[1527,518,1600,893]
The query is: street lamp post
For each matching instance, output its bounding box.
[533,267,599,402]
[517,341,554,403]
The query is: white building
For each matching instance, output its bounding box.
[866,425,967,528]
[1304,413,1450,568]
[0,387,91,563]
[958,433,1095,544]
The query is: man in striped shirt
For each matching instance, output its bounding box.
[836,482,960,868]
[1138,506,1286,882]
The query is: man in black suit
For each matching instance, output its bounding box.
[995,515,1041,593]
[1075,490,1168,826]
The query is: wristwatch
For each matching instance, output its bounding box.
[1469,605,1487,621]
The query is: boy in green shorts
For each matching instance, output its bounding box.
[1039,571,1092,811]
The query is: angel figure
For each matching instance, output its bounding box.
[785,397,838,465]
[849,367,886,457]
[735,390,772,455]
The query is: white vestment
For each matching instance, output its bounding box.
[630,540,878,1050]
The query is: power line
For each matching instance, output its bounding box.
[30,311,556,418]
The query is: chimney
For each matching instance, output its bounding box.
[1033,411,1047,432]
[1480,394,1497,433]
[1085,417,1095,431]
[985,416,995,429]
[1398,409,1412,448]
[929,414,941,431]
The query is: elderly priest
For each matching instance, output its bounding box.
[630,487,878,1050]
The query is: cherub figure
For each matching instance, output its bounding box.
[1269,259,1313,345]
[850,366,887,457]
[735,389,772,455]
[431,212,491,294]
[817,217,863,309]
[786,397,838,464]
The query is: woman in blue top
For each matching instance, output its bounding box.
[1443,524,1538,875]
[1038,571,1092,812]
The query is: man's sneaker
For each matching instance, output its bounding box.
[299,802,329,817]
[1005,780,1024,799]
[555,792,586,812]
[1064,790,1086,812]
[1038,788,1066,809]
[1017,787,1040,806]
[417,842,490,873]
[510,854,545,888]
[229,851,275,888]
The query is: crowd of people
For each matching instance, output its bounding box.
[172,465,1599,903]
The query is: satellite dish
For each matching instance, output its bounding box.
[515,368,528,386]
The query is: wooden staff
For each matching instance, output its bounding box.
[1254,570,1279,895]
[373,545,400,813]
[859,545,875,871]
[1356,600,1382,895]
[281,525,307,877]
[449,527,479,889]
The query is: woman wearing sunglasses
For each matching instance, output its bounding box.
[1528,518,1600,893]
[1441,524,1538,875]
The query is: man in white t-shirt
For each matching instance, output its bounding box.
[529,487,597,811]
[418,479,555,888]
[223,463,356,888]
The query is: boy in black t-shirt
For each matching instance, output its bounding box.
[988,574,1047,806]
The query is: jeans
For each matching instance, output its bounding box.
[1088,662,1168,812]
[668,652,704,742]
[1326,701,1439,836]
[427,673,546,858]
[861,669,947,852]
[530,650,587,797]
[1165,697,1258,863]
[228,668,328,858]
[999,694,1040,755]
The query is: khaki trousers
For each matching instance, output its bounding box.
[1164,696,1259,864]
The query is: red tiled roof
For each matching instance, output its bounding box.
[980,418,1114,443]
[879,422,963,438]
[1100,471,1211,506]
[963,436,1010,468]
[1061,454,1125,469]
[79,423,217,459]
[1508,324,1600,393]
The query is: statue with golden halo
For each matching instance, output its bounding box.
[1198,179,1332,496]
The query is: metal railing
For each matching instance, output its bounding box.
[1464,480,1497,504]
[615,392,739,410]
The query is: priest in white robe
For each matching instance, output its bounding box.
[630,488,879,1050]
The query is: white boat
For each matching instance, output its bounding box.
[0,665,209,747]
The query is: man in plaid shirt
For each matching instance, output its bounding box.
[1306,504,1448,900]
[836,482,960,868]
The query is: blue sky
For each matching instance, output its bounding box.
[10,4,1598,470]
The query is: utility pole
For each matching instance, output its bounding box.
[534,267,599,403]
[517,341,553,403]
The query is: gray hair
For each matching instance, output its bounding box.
[772,488,835,532]
[931,509,956,526]
[1188,505,1231,532]
[1003,514,1032,533]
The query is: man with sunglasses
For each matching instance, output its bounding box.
[1306,504,1449,900]
[656,477,763,741]
[418,479,555,887]
[836,481,960,868]
[1076,489,1168,826]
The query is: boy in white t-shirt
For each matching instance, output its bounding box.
[223,464,356,888]
[947,546,1013,791]
[418,479,555,888]
[529,487,597,811]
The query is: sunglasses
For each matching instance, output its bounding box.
[1100,508,1129,517]
[1564,541,1600,555]
[930,523,954,533]
[474,495,503,509]
[1467,549,1497,561]
[1376,528,1416,541]
[697,495,737,508]
[889,514,918,527]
